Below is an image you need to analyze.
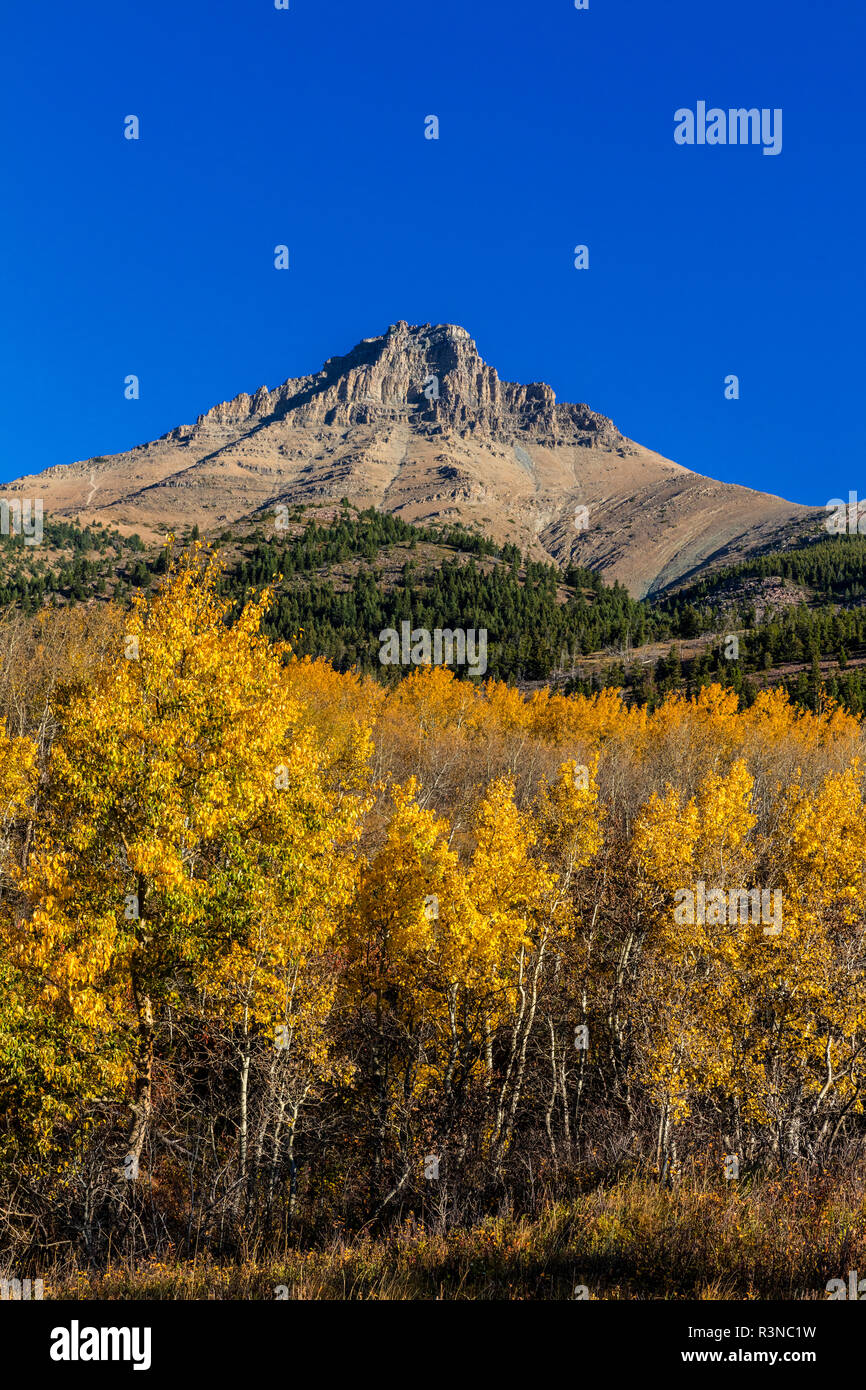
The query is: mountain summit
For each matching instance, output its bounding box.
[184,321,622,446]
[6,323,816,596]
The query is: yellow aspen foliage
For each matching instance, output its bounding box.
[462,777,561,995]
[632,752,866,1149]
[346,776,459,1004]
[346,773,585,1121]
[631,760,760,1125]
[0,722,46,1155]
[6,549,372,1162]
[532,757,604,888]
[4,594,866,1200]
[0,719,38,828]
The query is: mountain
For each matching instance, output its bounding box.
[3,322,821,597]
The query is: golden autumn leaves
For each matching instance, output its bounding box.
[632,756,866,1144]
[0,548,864,1188]
[0,554,371,1156]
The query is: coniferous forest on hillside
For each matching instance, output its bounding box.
[6,506,866,711]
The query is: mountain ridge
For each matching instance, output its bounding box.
[4,322,820,597]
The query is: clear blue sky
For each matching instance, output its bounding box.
[2,0,864,506]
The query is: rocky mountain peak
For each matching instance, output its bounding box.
[189,322,623,447]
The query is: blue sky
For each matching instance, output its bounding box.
[1,0,863,505]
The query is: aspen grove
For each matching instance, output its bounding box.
[1,550,866,1266]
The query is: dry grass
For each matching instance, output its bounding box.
[34,1173,866,1300]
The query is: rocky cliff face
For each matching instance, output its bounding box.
[182,322,624,447]
[3,322,820,597]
